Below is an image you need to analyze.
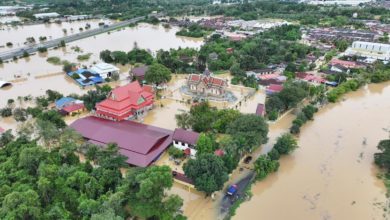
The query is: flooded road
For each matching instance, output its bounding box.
[235,82,390,220]
[0,23,203,107]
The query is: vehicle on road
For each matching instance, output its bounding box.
[226,184,238,196]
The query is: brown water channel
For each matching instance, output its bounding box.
[235,82,390,220]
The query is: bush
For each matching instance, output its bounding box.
[274,133,298,155]
[77,53,92,61]
[13,108,27,122]
[46,57,61,65]
[37,47,47,53]
[168,147,185,159]
[6,42,13,47]
[71,74,81,80]
[0,108,12,117]
[254,155,279,180]
[267,148,280,161]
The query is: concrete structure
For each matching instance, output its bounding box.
[90,63,120,79]
[344,41,390,62]
[172,128,200,158]
[95,81,154,121]
[33,12,60,19]
[70,116,173,167]
[306,0,373,6]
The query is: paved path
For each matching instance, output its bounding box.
[0,13,162,61]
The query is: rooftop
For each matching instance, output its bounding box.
[70,116,173,167]
[172,128,200,146]
[91,63,120,74]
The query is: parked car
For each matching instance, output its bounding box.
[226,184,238,196]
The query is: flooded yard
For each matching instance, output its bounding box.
[234,82,390,220]
[0,23,203,107]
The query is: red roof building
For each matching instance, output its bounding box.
[172,128,200,158]
[256,103,266,117]
[70,116,173,167]
[60,103,86,116]
[187,72,228,98]
[329,58,363,69]
[95,81,154,121]
[266,84,284,95]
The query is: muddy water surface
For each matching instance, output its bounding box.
[235,82,390,220]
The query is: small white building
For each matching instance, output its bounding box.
[34,12,60,19]
[344,41,390,61]
[90,63,120,79]
[172,128,200,158]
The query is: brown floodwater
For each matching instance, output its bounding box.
[0,19,107,51]
[0,23,203,107]
[234,82,390,220]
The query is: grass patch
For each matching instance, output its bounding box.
[77,53,92,61]
[46,56,62,65]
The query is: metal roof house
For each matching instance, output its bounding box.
[0,81,12,88]
[172,128,200,158]
[90,63,120,79]
[33,12,60,19]
[70,116,173,167]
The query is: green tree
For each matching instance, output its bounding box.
[274,133,299,155]
[184,153,228,195]
[100,50,113,63]
[145,63,172,85]
[175,112,193,130]
[374,139,390,170]
[254,155,279,180]
[196,133,215,155]
[226,114,268,153]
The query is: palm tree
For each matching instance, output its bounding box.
[175,112,192,130]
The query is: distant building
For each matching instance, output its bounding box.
[90,63,120,79]
[172,128,200,158]
[130,66,149,81]
[266,84,284,95]
[295,72,326,85]
[187,70,228,97]
[95,81,154,121]
[33,12,60,19]
[67,69,104,87]
[344,41,390,62]
[307,0,373,6]
[70,116,173,167]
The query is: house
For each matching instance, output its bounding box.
[55,97,85,116]
[256,103,266,117]
[329,58,362,69]
[172,128,200,158]
[60,103,86,116]
[187,70,228,97]
[70,116,173,167]
[330,64,350,73]
[295,72,326,85]
[130,66,149,81]
[95,81,154,121]
[246,68,277,79]
[266,84,283,95]
[33,12,60,19]
[90,63,120,79]
[67,69,104,87]
[344,41,390,62]
[214,149,225,157]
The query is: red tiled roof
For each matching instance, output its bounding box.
[267,84,284,92]
[172,128,200,146]
[70,116,173,167]
[188,74,227,88]
[62,103,85,113]
[256,104,265,116]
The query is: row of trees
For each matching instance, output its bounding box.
[175,102,269,195]
[100,48,154,65]
[290,104,318,134]
[0,114,185,220]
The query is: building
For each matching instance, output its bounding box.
[172,128,200,158]
[256,103,266,117]
[67,69,104,87]
[187,70,228,97]
[130,66,149,81]
[55,97,85,116]
[90,63,120,79]
[307,0,373,6]
[70,116,173,167]
[305,28,376,43]
[95,81,154,121]
[246,68,277,78]
[33,12,60,19]
[295,72,326,85]
[0,127,5,134]
[266,84,284,95]
[329,58,363,69]
[344,41,390,62]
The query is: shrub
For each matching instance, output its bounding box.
[168,147,185,159]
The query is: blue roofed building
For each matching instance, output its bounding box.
[55,97,76,109]
[67,69,104,87]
